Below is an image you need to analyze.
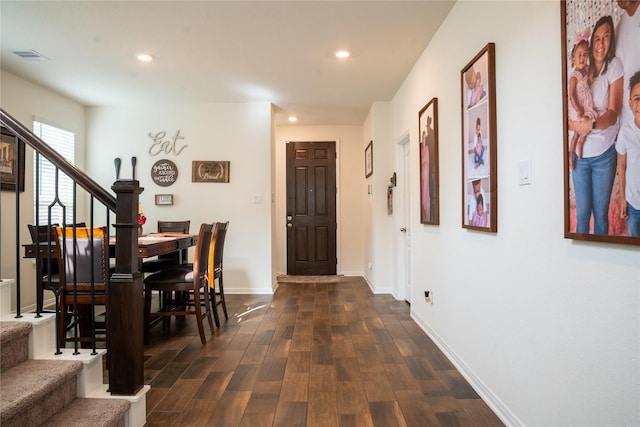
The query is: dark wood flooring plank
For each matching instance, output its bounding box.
[150,362,191,389]
[144,411,181,427]
[180,356,217,379]
[154,379,203,412]
[243,380,281,415]
[307,391,340,427]
[226,364,260,391]
[337,381,369,415]
[273,401,307,427]
[369,401,408,427]
[280,372,309,402]
[193,370,234,400]
[204,390,251,427]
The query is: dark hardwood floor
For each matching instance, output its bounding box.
[141,277,504,427]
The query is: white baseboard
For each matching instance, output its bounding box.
[410,310,523,427]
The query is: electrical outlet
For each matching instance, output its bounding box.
[424,290,431,304]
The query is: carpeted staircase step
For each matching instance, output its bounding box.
[0,359,82,427]
[0,322,32,372]
[43,397,131,427]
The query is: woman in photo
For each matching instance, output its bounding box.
[570,15,624,235]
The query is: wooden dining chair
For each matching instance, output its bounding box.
[141,220,191,273]
[143,223,215,344]
[172,221,229,328]
[28,224,61,313]
[28,222,87,313]
[55,226,108,347]
[209,221,229,327]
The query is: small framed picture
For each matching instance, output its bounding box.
[418,98,439,225]
[461,42,497,232]
[154,194,174,205]
[0,128,25,192]
[365,140,373,178]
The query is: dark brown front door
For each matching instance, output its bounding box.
[286,141,337,275]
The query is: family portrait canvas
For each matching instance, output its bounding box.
[562,0,640,245]
[461,43,497,232]
[418,97,439,225]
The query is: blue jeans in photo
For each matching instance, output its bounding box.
[572,144,617,235]
[627,202,640,237]
[474,145,485,166]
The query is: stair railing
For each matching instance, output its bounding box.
[0,108,146,396]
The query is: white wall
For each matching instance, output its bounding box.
[362,102,397,294]
[0,70,86,310]
[85,103,274,293]
[382,2,640,425]
[274,125,365,277]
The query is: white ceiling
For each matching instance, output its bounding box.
[0,1,455,126]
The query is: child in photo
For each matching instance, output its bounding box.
[471,193,487,227]
[615,70,640,236]
[567,29,597,169]
[474,117,485,168]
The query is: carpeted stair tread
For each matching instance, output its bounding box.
[0,359,83,425]
[44,397,131,427]
[0,322,32,372]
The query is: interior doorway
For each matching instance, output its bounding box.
[397,134,412,303]
[286,141,337,275]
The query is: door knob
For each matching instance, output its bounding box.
[400,227,407,232]
[287,223,293,228]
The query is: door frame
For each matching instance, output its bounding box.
[283,138,341,275]
[395,131,411,302]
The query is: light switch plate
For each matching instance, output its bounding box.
[518,160,532,186]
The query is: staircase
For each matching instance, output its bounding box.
[0,279,148,427]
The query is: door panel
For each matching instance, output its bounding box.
[287,141,337,275]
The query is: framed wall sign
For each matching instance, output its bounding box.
[418,97,439,225]
[0,128,25,192]
[461,42,497,232]
[561,1,640,245]
[365,140,373,178]
[150,159,178,187]
[192,161,230,183]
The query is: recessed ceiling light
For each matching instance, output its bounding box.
[288,116,298,123]
[136,53,154,62]
[335,50,351,59]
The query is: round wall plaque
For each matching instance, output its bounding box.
[150,159,178,187]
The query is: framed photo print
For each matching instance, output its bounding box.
[561,1,640,245]
[0,128,25,192]
[418,97,439,225]
[365,140,373,178]
[461,43,497,232]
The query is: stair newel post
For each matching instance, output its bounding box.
[109,179,144,395]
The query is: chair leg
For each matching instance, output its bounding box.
[193,286,207,345]
[218,273,228,320]
[201,287,215,334]
[209,285,221,328]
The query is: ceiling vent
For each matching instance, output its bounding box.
[12,50,50,61]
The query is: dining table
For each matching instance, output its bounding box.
[109,232,197,261]
[24,231,197,262]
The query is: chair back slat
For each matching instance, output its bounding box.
[56,227,108,285]
[194,223,214,280]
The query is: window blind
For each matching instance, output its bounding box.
[32,121,75,225]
